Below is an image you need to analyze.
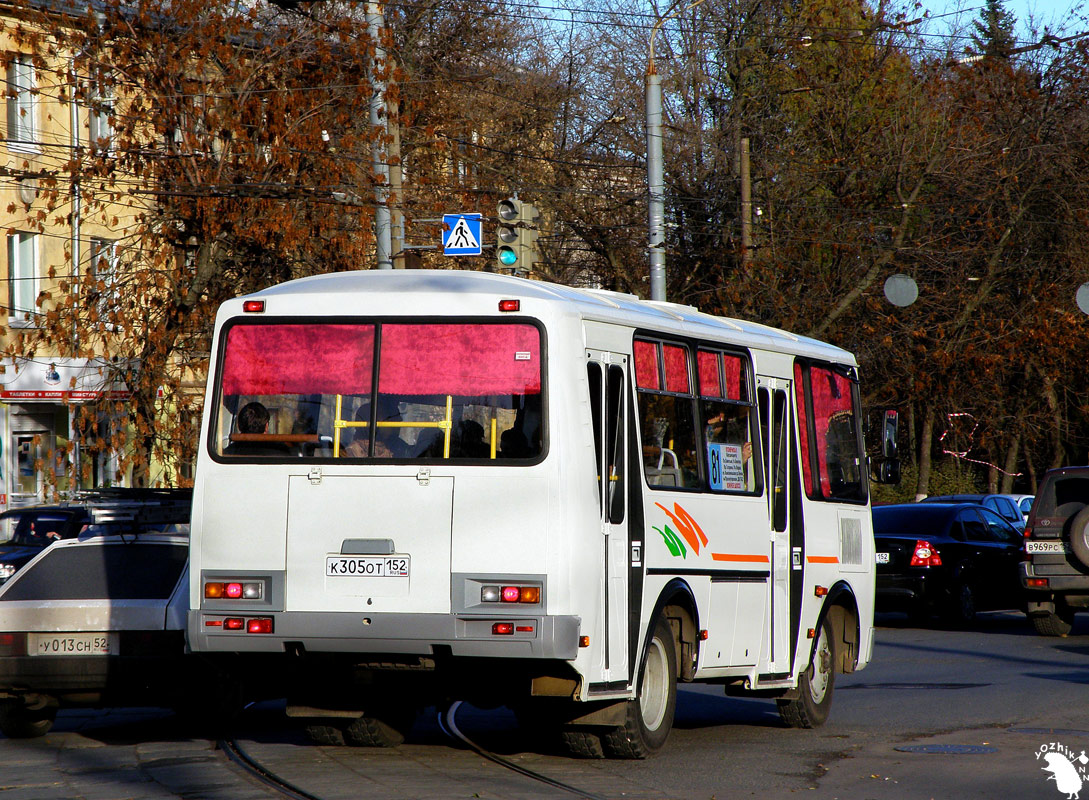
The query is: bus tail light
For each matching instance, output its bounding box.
[481,584,541,604]
[224,617,244,630]
[247,618,273,634]
[492,622,514,635]
[205,581,263,600]
[910,541,942,567]
[243,300,265,313]
[1026,578,1048,588]
[498,299,520,312]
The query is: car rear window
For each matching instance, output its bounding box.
[1035,476,1089,518]
[0,543,187,601]
[872,505,951,533]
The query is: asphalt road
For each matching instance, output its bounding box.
[3,611,1087,799]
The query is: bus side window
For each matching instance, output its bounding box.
[634,340,698,489]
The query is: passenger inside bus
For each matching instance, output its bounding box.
[224,401,290,456]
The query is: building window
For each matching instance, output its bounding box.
[89,238,118,322]
[87,80,114,153]
[6,55,36,147]
[7,231,38,323]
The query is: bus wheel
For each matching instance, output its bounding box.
[0,700,56,739]
[602,617,677,759]
[343,707,415,747]
[778,617,835,728]
[304,722,346,746]
[559,729,605,758]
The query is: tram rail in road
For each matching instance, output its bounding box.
[220,701,608,800]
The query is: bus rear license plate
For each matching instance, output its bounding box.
[326,556,410,577]
[875,552,889,564]
[1026,541,1068,554]
[29,633,114,656]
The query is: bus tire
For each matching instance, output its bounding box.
[778,617,835,729]
[304,723,346,746]
[559,729,605,758]
[0,701,56,739]
[602,617,677,759]
[343,708,415,747]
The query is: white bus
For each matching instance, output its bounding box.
[188,269,896,757]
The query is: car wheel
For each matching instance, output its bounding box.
[0,701,56,739]
[601,616,677,758]
[778,617,835,729]
[1068,507,1089,570]
[1032,609,1075,637]
[944,582,976,627]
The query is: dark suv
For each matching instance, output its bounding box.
[1021,467,1089,635]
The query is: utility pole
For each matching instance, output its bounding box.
[646,0,709,302]
[366,0,392,269]
[740,137,752,265]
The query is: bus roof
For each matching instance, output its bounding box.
[242,270,856,366]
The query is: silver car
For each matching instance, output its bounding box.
[0,532,189,737]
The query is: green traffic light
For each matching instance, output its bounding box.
[498,246,518,266]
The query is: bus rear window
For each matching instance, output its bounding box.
[213,321,543,462]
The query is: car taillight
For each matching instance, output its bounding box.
[1024,526,1033,538]
[0,632,26,656]
[910,540,942,567]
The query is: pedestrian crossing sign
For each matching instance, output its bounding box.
[442,213,483,256]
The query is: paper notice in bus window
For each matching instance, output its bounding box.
[707,442,745,491]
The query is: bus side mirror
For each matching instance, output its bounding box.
[882,409,898,460]
[878,458,901,484]
[870,409,901,485]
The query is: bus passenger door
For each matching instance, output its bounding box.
[587,352,630,685]
[758,378,792,675]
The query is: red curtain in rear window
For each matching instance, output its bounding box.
[221,324,374,395]
[663,344,689,393]
[634,340,660,390]
[697,351,722,398]
[378,324,540,395]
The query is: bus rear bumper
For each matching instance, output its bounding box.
[188,611,581,660]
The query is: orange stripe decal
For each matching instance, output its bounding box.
[807,556,839,564]
[711,553,771,563]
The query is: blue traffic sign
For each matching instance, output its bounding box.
[442,213,483,256]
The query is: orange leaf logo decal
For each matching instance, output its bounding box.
[655,502,708,556]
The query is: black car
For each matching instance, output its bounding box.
[873,503,1025,624]
[0,489,191,587]
[920,494,1027,533]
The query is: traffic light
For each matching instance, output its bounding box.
[496,198,539,274]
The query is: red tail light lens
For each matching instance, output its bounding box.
[0,632,26,656]
[1024,526,1033,538]
[910,540,942,567]
[501,586,521,602]
[224,617,244,630]
[492,622,514,635]
[225,583,243,599]
[247,618,273,634]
